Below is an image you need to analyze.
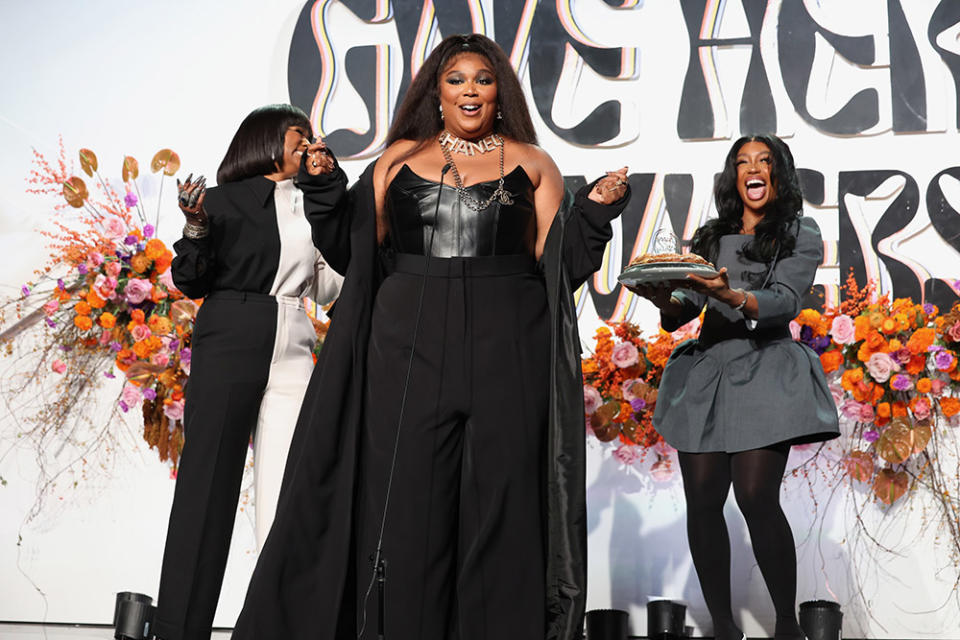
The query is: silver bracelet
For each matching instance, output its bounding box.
[731,288,748,311]
[182,222,209,240]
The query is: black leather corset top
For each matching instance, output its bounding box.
[385,164,536,257]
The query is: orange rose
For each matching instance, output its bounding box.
[73,315,93,331]
[86,289,107,309]
[150,286,168,303]
[892,401,908,418]
[154,254,172,274]
[877,402,891,418]
[853,315,871,342]
[798,308,821,327]
[940,397,960,418]
[115,348,134,372]
[905,355,926,376]
[866,330,886,351]
[130,309,145,324]
[868,312,885,329]
[841,367,864,392]
[145,238,167,261]
[130,253,151,274]
[148,314,173,336]
[98,312,117,329]
[916,377,932,394]
[74,301,91,316]
[820,350,845,374]
[906,327,936,355]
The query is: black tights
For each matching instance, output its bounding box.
[678,444,804,640]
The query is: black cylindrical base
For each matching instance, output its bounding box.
[799,599,843,640]
[114,596,155,640]
[646,600,686,639]
[585,608,629,640]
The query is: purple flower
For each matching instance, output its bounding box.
[169,339,180,351]
[892,348,913,365]
[800,325,814,343]
[124,234,138,245]
[124,193,138,208]
[143,223,154,238]
[103,371,115,379]
[118,400,129,413]
[812,335,832,354]
[923,303,936,315]
[45,318,57,328]
[21,285,31,297]
[630,397,647,412]
[863,429,880,443]
[77,263,89,275]
[109,341,122,352]
[934,350,956,372]
[60,344,71,352]
[57,278,65,289]
[890,374,913,391]
[143,387,157,401]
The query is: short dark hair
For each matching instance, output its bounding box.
[386,33,537,153]
[692,134,802,263]
[217,104,312,184]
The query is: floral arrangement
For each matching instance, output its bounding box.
[581,319,700,481]
[0,141,194,487]
[791,273,960,563]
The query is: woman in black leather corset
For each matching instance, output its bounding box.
[232,34,629,640]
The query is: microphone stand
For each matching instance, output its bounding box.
[360,162,452,640]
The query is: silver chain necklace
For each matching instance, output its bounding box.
[438,133,514,212]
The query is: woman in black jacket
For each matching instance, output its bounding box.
[152,104,340,640]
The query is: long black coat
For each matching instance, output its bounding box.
[231,158,629,640]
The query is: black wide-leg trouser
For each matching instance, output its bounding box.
[153,292,280,640]
[357,254,550,640]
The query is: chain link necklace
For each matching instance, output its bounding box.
[438,132,514,212]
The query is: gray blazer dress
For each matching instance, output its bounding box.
[652,216,840,453]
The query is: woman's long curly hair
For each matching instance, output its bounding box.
[385,33,537,161]
[691,134,803,264]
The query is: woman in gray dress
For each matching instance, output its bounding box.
[636,135,839,640]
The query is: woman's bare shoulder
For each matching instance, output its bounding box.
[374,140,420,190]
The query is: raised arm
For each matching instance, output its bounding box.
[297,144,350,274]
[171,174,215,299]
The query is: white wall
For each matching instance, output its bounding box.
[2,0,959,636]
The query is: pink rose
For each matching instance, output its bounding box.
[105,261,122,277]
[583,385,602,415]
[87,251,103,268]
[865,352,899,383]
[653,440,675,456]
[158,268,177,292]
[131,324,152,342]
[841,400,874,423]
[830,315,856,345]
[163,399,185,421]
[51,359,66,374]
[613,444,639,466]
[151,352,170,368]
[789,320,801,341]
[948,321,960,343]
[104,216,127,240]
[124,278,152,304]
[43,299,59,316]
[100,329,112,345]
[611,341,639,368]
[913,397,931,421]
[94,274,118,299]
[650,458,674,483]
[829,383,845,407]
[121,383,142,407]
[931,378,947,396]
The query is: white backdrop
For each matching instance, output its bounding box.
[2,1,960,637]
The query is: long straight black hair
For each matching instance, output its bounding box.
[691,134,803,264]
[217,104,312,184]
[385,33,537,163]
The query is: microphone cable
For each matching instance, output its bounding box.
[357,162,452,639]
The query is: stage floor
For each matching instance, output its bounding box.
[0,623,232,639]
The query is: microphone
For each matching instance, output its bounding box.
[359,162,451,640]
